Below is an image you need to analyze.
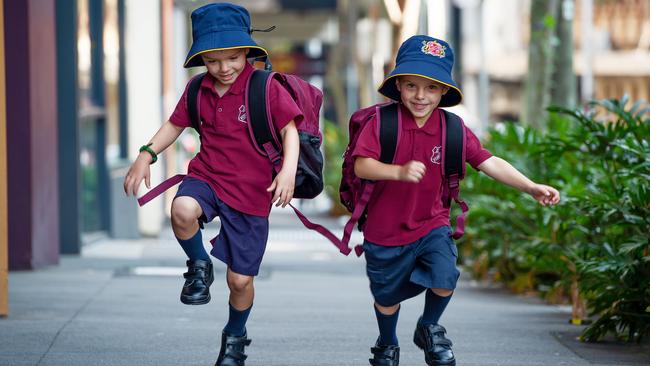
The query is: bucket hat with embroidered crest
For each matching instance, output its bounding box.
[184,2,268,68]
[378,35,462,107]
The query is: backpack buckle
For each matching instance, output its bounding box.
[448,174,460,189]
[262,142,282,167]
[443,174,460,208]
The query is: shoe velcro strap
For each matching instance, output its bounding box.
[369,356,398,366]
[223,348,248,361]
[183,271,207,280]
[369,359,398,366]
[427,335,452,348]
[225,337,251,347]
[434,337,453,347]
[370,346,398,359]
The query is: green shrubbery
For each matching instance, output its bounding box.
[323,119,348,215]
[460,96,650,342]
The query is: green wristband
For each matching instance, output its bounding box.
[139,143,158,164]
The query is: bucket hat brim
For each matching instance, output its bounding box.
[378,61,463,108]
[184,30,267,68]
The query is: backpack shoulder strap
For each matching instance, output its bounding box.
[378,103,399,164]
[247,69,282,166]
[187,73,206,134]
[442,109,464,179]
[441,109,469,240]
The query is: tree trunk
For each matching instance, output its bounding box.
[570,273,587,324]
[524,0,559,129]
[551,0,577,109]
[325,0,352,127]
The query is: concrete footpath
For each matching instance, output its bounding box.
[1,208,648,366]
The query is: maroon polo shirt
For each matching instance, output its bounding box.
[352,105,492,246]
[169,63,303,216]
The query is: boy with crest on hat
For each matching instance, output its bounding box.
[351,36,561,365]
[123,3,302,365]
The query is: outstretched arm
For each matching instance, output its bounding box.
[267,121,299,207]
[123,120,185,196]
[477,156,560,206]
[354,157,426,183]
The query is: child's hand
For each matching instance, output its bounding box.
[398,160,426,182]
[266,169,295,208]
[528,184,561,206]
[123,156,152,196]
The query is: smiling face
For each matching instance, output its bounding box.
[396,75,449,126]
[200,48,249,89]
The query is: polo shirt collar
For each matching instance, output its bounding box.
[399,103,441,135]
[200,62,254,96]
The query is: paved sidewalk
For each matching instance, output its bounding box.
[2,208,648,365]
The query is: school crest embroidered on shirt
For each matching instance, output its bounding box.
[431,146,442,164]
[238,105,247,123]
[421,40,446,58]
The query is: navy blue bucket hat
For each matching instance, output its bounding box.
[378,35,463,107]
[184,2,268,68]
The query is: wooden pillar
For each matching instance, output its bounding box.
[5,0,59,269]
[1,0,8,316]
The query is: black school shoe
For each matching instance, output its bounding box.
[180,259,214,305]
[369,338,400,366]
[215,330,252,366]
[413,318,456,366]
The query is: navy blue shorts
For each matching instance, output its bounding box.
[363,226,460,307]
[175,177,269,276]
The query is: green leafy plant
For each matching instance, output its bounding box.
[460,96,649,342]
[547,97,650,342]
[323,119,348,215]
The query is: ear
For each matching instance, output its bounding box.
[441,86,450,95]
[395,78,401,92]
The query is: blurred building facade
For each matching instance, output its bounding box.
[1,0,649,316]
[1,0,343,275]
[460,0,650,123]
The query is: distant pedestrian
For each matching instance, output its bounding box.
[123,3,302,365]
[349,35,561,365]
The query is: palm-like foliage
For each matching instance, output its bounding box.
[460,96,649,342]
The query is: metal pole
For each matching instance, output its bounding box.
[56,0,81,254]
[89,0,110,232]
[346,0,359,115]
[118,0,128,159]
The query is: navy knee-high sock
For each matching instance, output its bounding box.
[176,229,210,261]
[224,303,252,337]
[375,304,400,346]
[420,290,452,326]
